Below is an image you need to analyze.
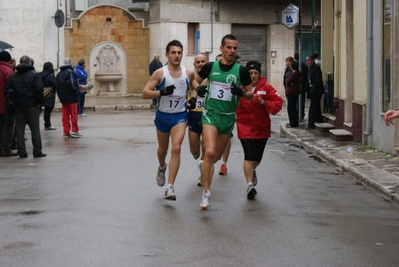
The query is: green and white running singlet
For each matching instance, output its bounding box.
[201,62,241,134]
[204,62,242,114]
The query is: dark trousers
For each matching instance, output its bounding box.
[300,92,306,119]
[15,106,42,155]
[0,114,15,151]
[308,94,324,128]
[287,94,299,127]
[43,106,54,128]
[77,91,86,115]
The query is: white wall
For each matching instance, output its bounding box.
[0,0,61,71]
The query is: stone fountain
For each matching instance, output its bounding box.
[94,44,123,93]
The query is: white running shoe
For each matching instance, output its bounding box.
[200,193,211,210]
[156,164,167,187]
[197,160,203,186]
[252,170,257,186]
[164,187,176,201]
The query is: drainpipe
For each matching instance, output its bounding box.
[364,0,373,137]
[208,0,214,54]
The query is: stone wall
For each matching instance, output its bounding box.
[65,5,149,94]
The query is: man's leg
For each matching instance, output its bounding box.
[219,138,231,175]
[62,104,71,136]
[15,108,27,156]
[70,103,79,133]
[26,106,42,155]
[0,114,5,151]
[2,116,15,153]
[167,122,187,185]
[202,126,231,190]
[188,130,201,160]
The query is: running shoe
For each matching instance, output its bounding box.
[247,185,257,200]
[197,160,203,186]
[63,134,70,139]
[156,163,167,187]
[200,194,211,210]
[164,187,176,201]
[218,164,227,175]
[252,170,258,186]
[71,132,82,138]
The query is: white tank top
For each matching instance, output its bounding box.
[157,65,188,113]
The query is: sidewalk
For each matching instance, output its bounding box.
[56,95,399,206]
[280,122,399,206]
[54,94,153,112]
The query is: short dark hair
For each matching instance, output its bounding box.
[215,54,222,60]
[20,55,31,64]
[166,40,183,53]
[312,51,319,59]
[291,60,299,71]
[78,59,85,66]
[221,34,237,46]
[42,62,54,73]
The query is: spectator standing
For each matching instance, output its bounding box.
[148,53,163,106]
[285,60,301,128]
[0,51,17,156]
[194,34,253,210]
[312,51,321,66]
[236,61,283,199]
[306,55,324,130]
[9,58,16,71]
[283,56,294,90]
[4,55,46,158]
[75,59,88,117]
[142,40,196,201]
[40,62,57,130]
[57,58,84,138]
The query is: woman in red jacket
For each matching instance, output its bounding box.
[284,60,301,127]
[236,61,283,199]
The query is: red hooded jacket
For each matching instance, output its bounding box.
[236,76,283,139]
[0,61,14,114]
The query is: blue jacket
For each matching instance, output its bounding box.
[75,64,88,85]
[56,65,79,104]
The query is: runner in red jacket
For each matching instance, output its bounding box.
[236,61,283,199]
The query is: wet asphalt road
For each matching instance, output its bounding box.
[0,111,398,267]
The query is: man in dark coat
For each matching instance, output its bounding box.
[57,58,83,138]
[148,53,163,106]
[4,55,46,158]
[306,55,324,130]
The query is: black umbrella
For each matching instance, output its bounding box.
[0,41,14,51]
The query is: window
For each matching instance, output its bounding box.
[187,23,199,55]
[382,0,392,112]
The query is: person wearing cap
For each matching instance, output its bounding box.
[236,61,283,199]
[4,55,46,158]
[0,51,17,156]
[149,53,163,106]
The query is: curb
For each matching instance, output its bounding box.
[280,124,399,206]
[53,104,152,112]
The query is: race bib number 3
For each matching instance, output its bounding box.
[209,81,232,101]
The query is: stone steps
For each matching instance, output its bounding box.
[329,129,353,141]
